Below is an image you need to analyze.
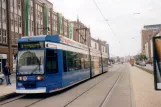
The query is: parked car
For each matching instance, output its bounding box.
[146,60,152,65]
[135,61,140,65]
[139,61,146,66]
[0,73,4,85]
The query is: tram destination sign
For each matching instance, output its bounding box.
[18,42,45,50]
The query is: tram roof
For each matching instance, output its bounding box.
[18,35,61,43]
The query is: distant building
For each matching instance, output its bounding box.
[141,24,161,60]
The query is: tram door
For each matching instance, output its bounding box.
[45,49,62,91]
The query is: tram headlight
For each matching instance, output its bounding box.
[37,76,44,80]
[17,76,22,81]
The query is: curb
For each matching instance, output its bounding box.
[134,65,153,74]
[0,92,20,102]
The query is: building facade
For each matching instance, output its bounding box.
[0,0,109,73]
[0,0,54,72]
[90,37,109,58]
[70,19,91,46]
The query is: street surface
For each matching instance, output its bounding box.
[1,64,161,107]
[0,64,134,107]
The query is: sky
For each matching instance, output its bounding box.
[49,0,161,57]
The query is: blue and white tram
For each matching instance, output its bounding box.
[16,35,108,93]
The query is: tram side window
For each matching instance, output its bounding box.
[84,61,90,69]
[67,51,75,71]
[91,56,94,69]
[103,58,108,67]
[46,49,58,74]
[67,52,83,71]
[99,57,102,67]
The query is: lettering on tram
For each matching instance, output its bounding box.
[18,42,45,50]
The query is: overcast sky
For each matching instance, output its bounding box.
[49,0,161,57]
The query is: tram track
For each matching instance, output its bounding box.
[99,66,124,107]
[63,65,125,107]
[0,65,123,107]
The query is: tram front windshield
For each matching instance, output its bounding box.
[17,50,44,75]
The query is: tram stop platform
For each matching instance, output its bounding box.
[130,65,161,107]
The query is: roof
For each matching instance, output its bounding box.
[18,35,60,43]
[143,24,161,29]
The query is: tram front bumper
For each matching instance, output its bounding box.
[16,87,46,94]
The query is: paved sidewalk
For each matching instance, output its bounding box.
[136,64,153,71]
[0,73,16,99]
[0,83,16,98]
[130,65,161,107]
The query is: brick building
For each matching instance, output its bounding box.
[70,18,91,46]
[0,0,109,73]
[0,0,54,72]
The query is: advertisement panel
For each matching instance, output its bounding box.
[153,36,161,90]
[58,13,63,34]
[69,23,73,40]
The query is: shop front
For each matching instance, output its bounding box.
[0,54,7,73]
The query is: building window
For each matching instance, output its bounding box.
[11,20,14,25]
[65,32,67,35]
[30,0,33,7]
[19,16,22,27]
[3,0,5,3]
[3,29,7,43]
[11,32,15,45]
[32,21,34,31]
[17,0,21,10]
[14,0,17,8]
[15,14,18,21]
[30,7,33,15]
[2,9,6,23]
[64,22,67,27]
[10,0,13,7]
[54,15,57,20]
[0,29,2,42]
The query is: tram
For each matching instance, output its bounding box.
[16,35,108,93]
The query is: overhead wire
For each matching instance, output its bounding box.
[92,0,116,37]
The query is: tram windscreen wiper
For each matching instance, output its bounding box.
[30,64,40,75]
[30,58,41,75]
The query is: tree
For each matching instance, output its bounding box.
[135,54,147,61]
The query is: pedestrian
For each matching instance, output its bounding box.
[3,62,11,85]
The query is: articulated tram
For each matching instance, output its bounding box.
[16,35,108,93]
